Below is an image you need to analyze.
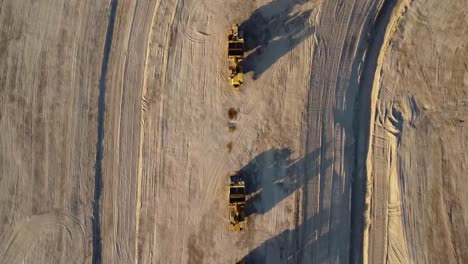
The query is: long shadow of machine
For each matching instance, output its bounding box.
[239,0,315,79]
[238,171,349,264]
[238,209,329,264]
[238,145,332,217]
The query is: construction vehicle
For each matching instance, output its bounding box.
[227,24,244,90]
[229,173,246,231]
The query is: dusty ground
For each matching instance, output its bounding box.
[108,0,384,263]
[0,0,466,263]
[0,1,108,263]
[364,0,468,263]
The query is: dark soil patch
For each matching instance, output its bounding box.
[228,108,239,120]
[226,142,233,153]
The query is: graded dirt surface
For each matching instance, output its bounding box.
[0,0,107,263]
[0,1,108,263]
[364,0,468,263]
[103,0,388,263]
[1,0,467,264]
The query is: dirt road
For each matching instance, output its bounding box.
[4,0,465,263]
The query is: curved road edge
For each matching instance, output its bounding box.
[353,0,411,263]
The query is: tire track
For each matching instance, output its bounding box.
[150,0,179,260]
[303,0,392,262]
[155,0,179,182]
[134,0,161,263]
[92,1,118,263]
[303,0,356,261]
[0,210,85,264]
[357,0,410,263]
[179,0,210,44]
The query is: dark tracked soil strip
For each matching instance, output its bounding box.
[350,0,398,263]
[92,1,118,263]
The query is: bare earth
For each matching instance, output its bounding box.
[364,0,468,263]
[0,1,108,263]
[0,0,466,264]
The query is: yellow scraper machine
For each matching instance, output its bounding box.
[228,24,244,90]
[229,173,246,231]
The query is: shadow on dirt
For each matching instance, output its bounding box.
[238,171,349,263]
[239,210,328,264]
[239,146,331,217]
[239,0,314,79]
[93,0,118,263]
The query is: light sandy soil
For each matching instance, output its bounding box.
[0,0,109,263]
[101,0,392,263]
[1,0,466,263]
[364,0,468,263]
